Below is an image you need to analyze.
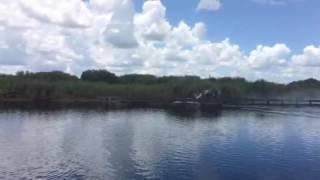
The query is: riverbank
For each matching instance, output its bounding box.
[0,97,225,111]
[2,97,319,113]
[1,71,320,109]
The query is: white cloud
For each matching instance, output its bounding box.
[247,44,291,69]
[292,45,320,66]
[20,0,93,28]
[104,0,137,48]
[0,0,318,82]
[135,0,171,41]
[169,21,204,47]
[197,0,222,11]
[88,0,118,14]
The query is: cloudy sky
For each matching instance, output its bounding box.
[0,0,319,82]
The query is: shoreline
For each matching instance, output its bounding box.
[1,98,319,112]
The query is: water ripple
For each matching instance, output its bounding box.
[0,109,320,179]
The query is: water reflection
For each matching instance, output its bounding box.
[0,108,320,180]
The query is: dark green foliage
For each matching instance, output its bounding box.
[16,71,78,81]
[81,69,117,83]
[284,78,320,99]
[0,70,319,103]
[288,78,320,89]
[250,80,284,96]
[118,74,157,84]
[157,76,201,84]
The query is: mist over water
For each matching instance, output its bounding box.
[0,108,320,180]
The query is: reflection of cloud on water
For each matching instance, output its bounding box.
[1,109,320,179]
[292,117,320,156]
[128,110,242,179]
[246,114,286,150]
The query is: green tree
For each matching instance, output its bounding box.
[81,69,117,83]
[118,74,157,84]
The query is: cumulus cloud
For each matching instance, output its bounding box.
[0,28,27,66]
[19,0,92,28]
[197,0,222,11]
[292,45,320,66]
[104,0,138,48]
[0,0,318,82]
[247,44,291,69]
[135,0,171,41]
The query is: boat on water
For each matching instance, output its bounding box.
[171,98,201,111]
[171,89,222,111]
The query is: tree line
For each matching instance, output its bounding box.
[0,69,319,102]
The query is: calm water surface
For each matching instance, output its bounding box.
[0,108,320,180]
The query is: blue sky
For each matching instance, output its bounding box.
[136,0,319,53]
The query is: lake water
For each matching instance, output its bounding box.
[0,108,320,180]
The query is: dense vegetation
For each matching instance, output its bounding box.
[0,70,320,103]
